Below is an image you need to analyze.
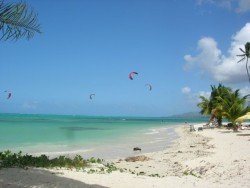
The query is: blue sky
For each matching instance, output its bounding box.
[0,0,250,116]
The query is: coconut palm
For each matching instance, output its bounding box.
[197,96,210,115]
[217,89,250,131]
[197,84,232,126]
[210,84,232,126]
[237,42,250,82]
[197,96,218,125]
[0,0,41,41]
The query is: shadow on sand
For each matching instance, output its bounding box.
[218,130,232,134]
[236,133,250,136]
[0,168,107,188]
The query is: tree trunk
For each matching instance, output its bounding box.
[217,117,222,127]
[233,124,238,132]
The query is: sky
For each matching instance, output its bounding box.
[0,0,250,116]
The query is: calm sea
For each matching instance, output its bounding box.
[0,114,207,159]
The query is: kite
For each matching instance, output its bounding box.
[89,94,95,100]
[128,71,138,80]
[145,84,152,91]
[4,91,11,99]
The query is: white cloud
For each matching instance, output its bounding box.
[198,91,211,99]
[181,86,191,94]
[197,0,250,13]
[198,0,232,9]
[184,23,250,84]
[182,86,211,104]
[239,86,250,97]
[195,91,211,103]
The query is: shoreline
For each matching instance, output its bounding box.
[36,124,179,160]
[1,123,250,187]
[1,124,181,160]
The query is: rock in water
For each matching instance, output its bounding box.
[133,147,142,151]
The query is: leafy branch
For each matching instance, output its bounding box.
[0,0,41,41]
[237,42,250,82]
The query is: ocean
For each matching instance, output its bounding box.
[0,114,207,159]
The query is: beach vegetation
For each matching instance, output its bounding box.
[217,89,250,131]
[119,168,124,173]
[198,85,250,130]
[105,163,118,173]
[87,157,103,164]
[183,170,200,178]
[0,0,41,41]
[0,150,88,169]
[198,84,232,126]
[87,169,96,174]
[149,173,160,177]
[137,171,146,175]
[209,84,233,127]
[0,150,122,174]
[237,42,250,82]
[183,170,189,176]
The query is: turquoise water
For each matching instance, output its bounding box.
[0,114,207,157]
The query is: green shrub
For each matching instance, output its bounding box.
[0,150,89,169]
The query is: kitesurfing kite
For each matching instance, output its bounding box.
[145,84,152,91]
[4,91,11,99]
[89,94,95,100]
[128,71,138,80]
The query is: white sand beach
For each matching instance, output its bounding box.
[1,124,250,188]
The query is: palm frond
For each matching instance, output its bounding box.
[237,57,246,63]
[0,0,41,41]
[239,48,245,53]
[197,96,210,115]
[245,42,250,58]
[246,58,250,82]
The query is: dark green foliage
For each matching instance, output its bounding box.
[183,170,189,176]
[246,42,250,57]
[0,150,123,175]
[138,171,146,175]
[105,163,118,173]
[197,84,232,126]
[237,42,250,82]
[0,0,41,41]
[0,150,88,169]
[198,84,250,129]
[149,173,160,177]
[87,169,96,174]
[217,89,250,130]
[87,157,103,164]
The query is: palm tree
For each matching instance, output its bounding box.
[237,42,250,82]
[197,96,210,115]
[210,84,232,126]
[217,89,250,131]
[197,84,232,126]
[197,96,217,125]
[0,0,41,41]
